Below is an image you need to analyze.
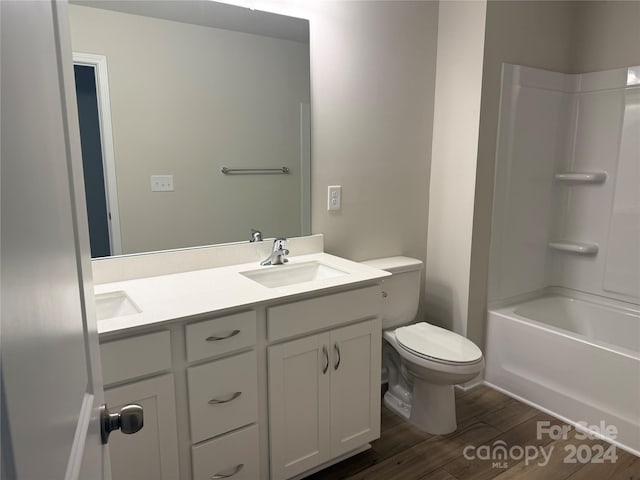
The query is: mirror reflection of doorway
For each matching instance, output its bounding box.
[72,54,121,257]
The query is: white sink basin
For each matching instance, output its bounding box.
[240,261,348,288]
[95,291,141,320]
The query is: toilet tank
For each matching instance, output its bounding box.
[361,256,423,329]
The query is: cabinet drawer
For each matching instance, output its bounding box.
[268,285,381,342]
[100,331,171,386]
[187,351,258,443]
[192,425,259,480]
[185,311,256,363]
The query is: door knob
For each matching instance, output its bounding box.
[100,403,144,444]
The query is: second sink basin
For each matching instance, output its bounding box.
[95,290,141,320]
[241,261,348,288]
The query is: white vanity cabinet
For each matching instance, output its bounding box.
[98,277,384,480]
[267,287,382,480]
[100,331,180,480]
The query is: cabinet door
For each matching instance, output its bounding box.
[268,332,331,479]
[105,374,179,480]
[330,318,382,457]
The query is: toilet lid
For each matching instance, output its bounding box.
[395,322,482,364]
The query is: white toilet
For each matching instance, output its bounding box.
[362,256,484,435]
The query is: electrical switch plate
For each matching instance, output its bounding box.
[151,175,174,192]
[327,185,341,211]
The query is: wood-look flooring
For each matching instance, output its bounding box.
[307,385,640,480]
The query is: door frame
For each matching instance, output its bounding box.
[73,52,122,256]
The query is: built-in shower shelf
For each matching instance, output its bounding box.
[548,241,599,255]
[554,172,607,184]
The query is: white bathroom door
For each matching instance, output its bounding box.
[1,1,110,478]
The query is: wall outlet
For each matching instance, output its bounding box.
[327,185,341,211]
[151,175,174,192]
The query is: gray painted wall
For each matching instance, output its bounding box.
[572,1,640,73]
[307,1,438,268]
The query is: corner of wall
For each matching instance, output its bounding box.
[425,0,487,336]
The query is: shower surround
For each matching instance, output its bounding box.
[485,64,640,455]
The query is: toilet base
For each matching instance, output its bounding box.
[409,381,457,435]
[383,379,457,435]
[383,390,410,421]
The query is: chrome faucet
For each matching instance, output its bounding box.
[250,228,263,242]
[261,238,289,266]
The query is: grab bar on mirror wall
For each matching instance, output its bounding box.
[221,166,290,175]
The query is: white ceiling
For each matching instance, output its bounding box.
[70,0,309,44]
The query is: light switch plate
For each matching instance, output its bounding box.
[327,185,341,211]
[151,175,174,192]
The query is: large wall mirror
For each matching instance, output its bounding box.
[68,0,311,258]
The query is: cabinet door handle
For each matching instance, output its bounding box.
[208,391,242,404]
[206,329,241,342]
[211,463,244,479]
[322,345,329,374]
[334,343,341,370]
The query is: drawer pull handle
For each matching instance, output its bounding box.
[208,392,242,404]
[211,463,244,479]
[334,343,341,370]
[206,330,241,342]
[322,346,329,374]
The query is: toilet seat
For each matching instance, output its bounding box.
[395,322,483,366]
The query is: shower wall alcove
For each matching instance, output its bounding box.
[489,63,640,305]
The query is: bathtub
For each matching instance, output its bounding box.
[485,292,640,456]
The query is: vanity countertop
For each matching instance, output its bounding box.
[95,252,390,335]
